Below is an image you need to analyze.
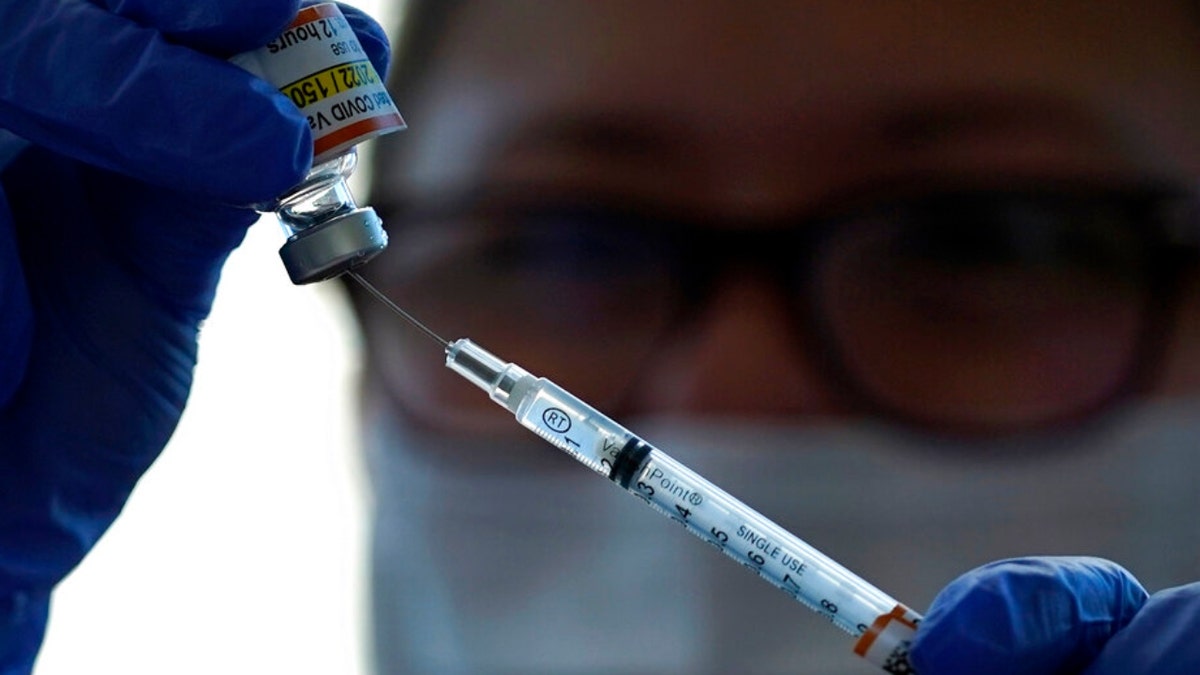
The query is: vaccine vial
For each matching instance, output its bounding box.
[231,3,406,284]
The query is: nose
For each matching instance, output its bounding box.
[626,273,850,419]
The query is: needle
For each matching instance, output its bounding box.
[345,270,449,349]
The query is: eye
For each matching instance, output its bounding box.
[887,192,1147,275]
[810,189,1164,430]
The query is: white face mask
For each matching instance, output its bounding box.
[362,399,1200,675]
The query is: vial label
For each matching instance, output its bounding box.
[232,3,405,163]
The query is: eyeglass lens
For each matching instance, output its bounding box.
[374,188,1184,432]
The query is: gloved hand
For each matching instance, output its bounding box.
[0,1,391,672]
[910,556,1200,674]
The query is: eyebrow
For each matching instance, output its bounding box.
[499,89,1115,163]
[375,87,1127,216]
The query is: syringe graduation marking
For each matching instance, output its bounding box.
[363,328,923,673]
[499,365,922,672]
[513,378,884,628]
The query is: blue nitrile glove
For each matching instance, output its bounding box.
[1081,580,1200,674]
[910,556,1200,674]
[0,2,391,673]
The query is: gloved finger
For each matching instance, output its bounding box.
[0,187,32,407]
[6,147,255,328]
[0,149,255,675]
[909,557,1148,675]
[84,165,258,321]
[0,153,245,596]
[1082,581,1200,675]
[329,1,393,78]
[0,1,310,204]
[96,0,300,56]
[0,588,50,675]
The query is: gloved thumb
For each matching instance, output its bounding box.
[909,557,1148,675]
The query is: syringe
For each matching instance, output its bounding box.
[347,272,922,673]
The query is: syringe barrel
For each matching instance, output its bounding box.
[445,339,920,673]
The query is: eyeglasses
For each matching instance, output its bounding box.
[366,184,1199,435]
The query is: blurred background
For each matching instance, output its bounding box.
[35,2,399,672]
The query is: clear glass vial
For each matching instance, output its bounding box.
[232,2,404,285]
[270,147,387,284]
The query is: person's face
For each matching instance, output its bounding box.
[360,0,1200,440]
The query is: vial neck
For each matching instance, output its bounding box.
[275,150,361,237]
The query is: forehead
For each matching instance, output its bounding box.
[382,0,1200,210]
[434,1,1193,101]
